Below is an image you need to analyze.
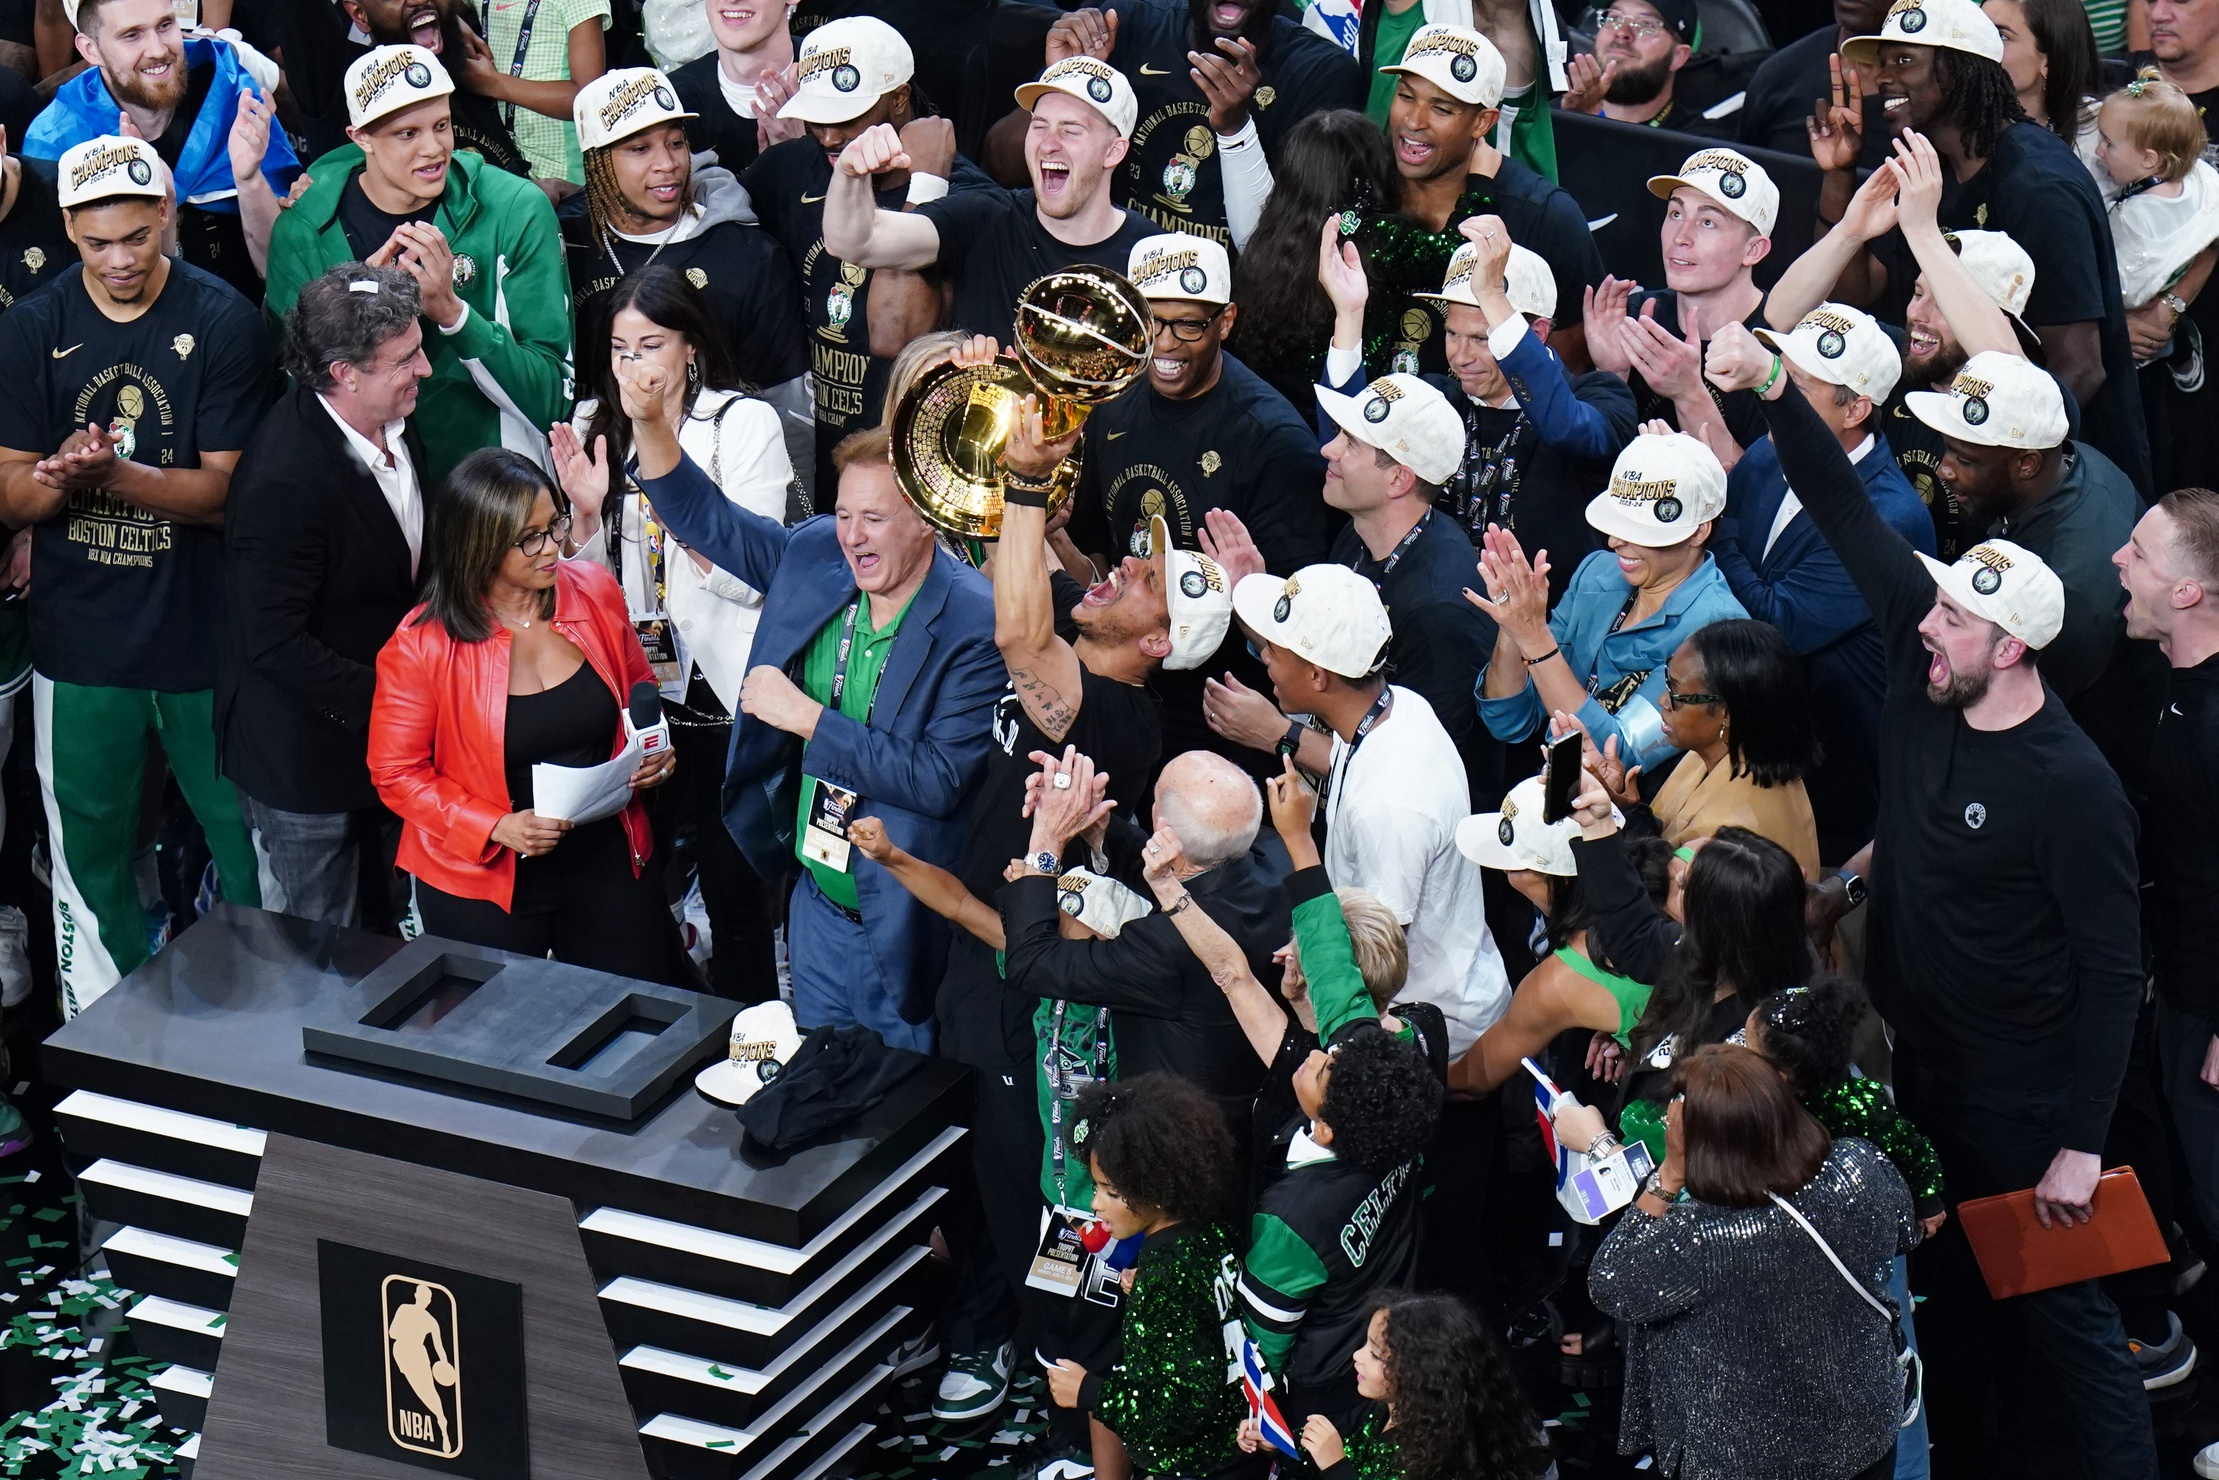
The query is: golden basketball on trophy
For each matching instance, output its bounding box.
[890,264,1154,541]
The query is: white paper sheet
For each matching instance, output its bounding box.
[531,733,641,824]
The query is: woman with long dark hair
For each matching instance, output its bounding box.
[367,450,686,982]
[1592,1045,1917,1480]
[1228,109,1401,408]
[1262,1293,1549,1480]
[550,264,794,999]
[1985,0,2105,182]
[1593,619,1822,876]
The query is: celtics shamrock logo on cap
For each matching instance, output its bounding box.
[1719,170,1746,198]
[1971,565,2002,594]
[1180,266,1207,294]
[1963,397,1989,425]
[1451,52,1477,81]
[1656,496,1684,523]
[1274,574,1300,623]
[1088,75,1111,101]
[405,60,432,87]
[127,159,151,185]
[1181,571,1207,598]
[654,84,676,109]
[1498,817,1516,846]
[833,63,860,91]
[1817,330,1846,358]
[1058,887,1085,916]
[1900,6,1927,28]
[1364,396,1391,422]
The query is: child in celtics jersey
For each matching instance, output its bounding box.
[1044,1073,1249,1480]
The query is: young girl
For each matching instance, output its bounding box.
[1247,1293,1549,1480]
[2095,69,2219,329]
[1044,1074,1252,1480]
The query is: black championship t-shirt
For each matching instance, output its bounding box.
[913,186,1159,337]
[672,50,762,176]
[336,170,434,261]
[1107,0,1364,244]
[564,211,811,392]
[957,642,1165,901]
[152,62,260,303]
[0,162,73,314]
[1626,288,1770,448]
[745,140,996,491]
[0,262,269,690]
[1381,160,1607,377]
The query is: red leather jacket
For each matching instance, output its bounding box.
[368,560,656,910]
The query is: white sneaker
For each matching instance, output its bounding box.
[0,905,30,1009]
[933,1341,1011,1421]
[2196,1439,2219,1479]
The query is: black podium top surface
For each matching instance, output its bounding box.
[41,906,966,1246]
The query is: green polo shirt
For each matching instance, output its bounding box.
[796,593,913,909]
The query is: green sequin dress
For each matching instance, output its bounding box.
[1320,1404,1403,1479]
[1087,1221,1250,1479]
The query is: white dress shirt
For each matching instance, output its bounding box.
[317,394,422,575]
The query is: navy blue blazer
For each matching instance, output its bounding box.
[637,454,1004,1018]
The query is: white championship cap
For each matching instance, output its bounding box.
[1945,229,2037,318]
[1915,538,2066,649]
[1756,301,1903,403]
[1149,514,1234,671]
[1016,56,1138,138]
[1055,869,1153,938]
[779,17,915,124]
[1585,431,1729,546]
[694,1000,805,1107]
[1231,565,1394,680]
[1456,775,1587,876]
[1126,232,1232,306]
[1844,0,2004,66]
[56,136,164,209]
[1381,24,1507,108]
[1315,373,1467,485]
[1648,147,1779,237]
[346,45,454,131]
[1416,239,1558,320]
[1903,350,2069,449]
[575,67,696,151]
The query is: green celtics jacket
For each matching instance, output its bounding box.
[1239,867,1426,1398]
[263,144,574,483]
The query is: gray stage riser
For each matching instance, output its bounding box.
[74,1178,245,1251]
[641,1363,893,1480]
[103,1247,236,1313]
[580,1143,959,1307]
[617,1277,926,1430]
[600,1241,930,1372]
[53,1115,261,1191]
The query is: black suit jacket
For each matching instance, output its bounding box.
[218,383,425,815]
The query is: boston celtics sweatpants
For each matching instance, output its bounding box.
[33,676,260,1016]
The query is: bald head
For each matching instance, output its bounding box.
[1153,751,1263,867]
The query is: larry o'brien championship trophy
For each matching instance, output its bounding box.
[891,265,1153,542]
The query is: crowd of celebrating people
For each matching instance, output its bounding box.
[0,0,2213,1475]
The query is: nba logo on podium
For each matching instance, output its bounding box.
[383,1276,464,1458]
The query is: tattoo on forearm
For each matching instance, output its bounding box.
[1009,667,1077,738]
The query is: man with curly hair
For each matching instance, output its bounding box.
[1239,1017,1442,1430]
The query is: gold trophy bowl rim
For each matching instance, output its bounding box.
[890,355,1080,541]
[1011,264,1156,403]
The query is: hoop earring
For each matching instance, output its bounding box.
[687,359,700,389]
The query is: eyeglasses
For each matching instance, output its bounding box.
[1663,685,1723,709]
[1153,306,1227,344]
[1597,10,1668,36]
[514,513,574,556]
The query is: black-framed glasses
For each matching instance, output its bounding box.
[515,513,574,556]
[1153,306,1227,344]
[1598,10,1668,36]
[1664,685,1723,709]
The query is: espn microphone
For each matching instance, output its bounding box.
[626,680,671,757]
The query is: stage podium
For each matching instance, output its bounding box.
[40,905,967,1480]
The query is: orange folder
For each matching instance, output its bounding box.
[1957,1167,2169,1299]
